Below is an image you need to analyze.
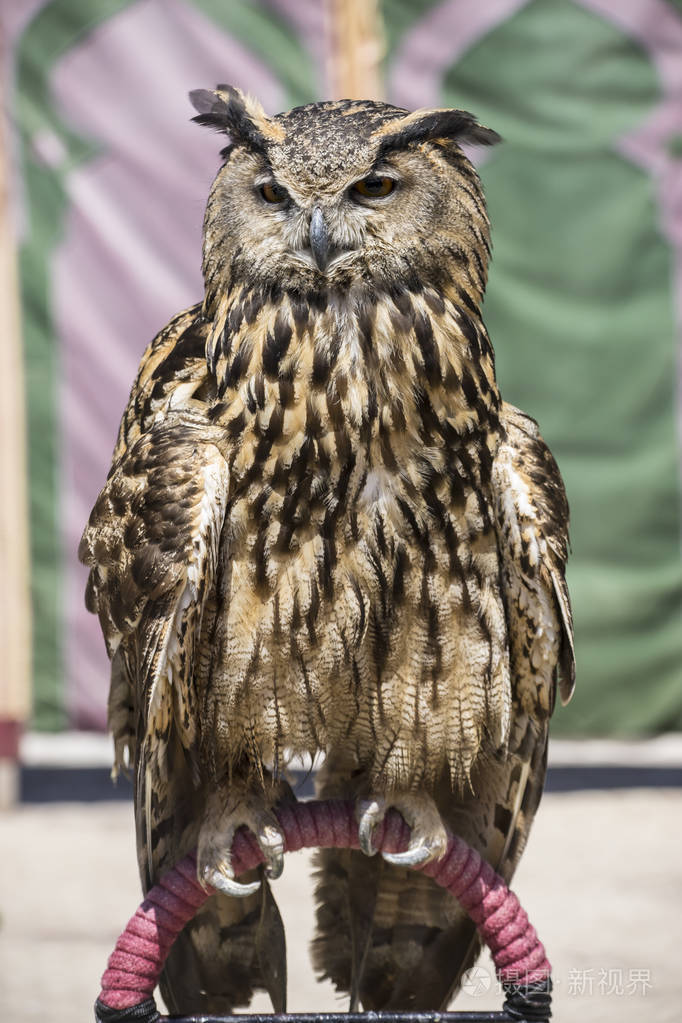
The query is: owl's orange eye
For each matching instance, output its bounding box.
[260,181,288,204]
[352,175,396,199]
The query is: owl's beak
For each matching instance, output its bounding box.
[309,206,330,272]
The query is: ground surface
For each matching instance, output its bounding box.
[1,789,680,1022]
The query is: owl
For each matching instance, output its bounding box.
[79,86,574,1014]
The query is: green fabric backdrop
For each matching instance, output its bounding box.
[6,0,681,733]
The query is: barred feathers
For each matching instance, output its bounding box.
[80,93,573,1013]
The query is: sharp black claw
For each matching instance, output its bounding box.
[265,853,284,880]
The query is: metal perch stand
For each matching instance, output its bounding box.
[94,798,552,1023]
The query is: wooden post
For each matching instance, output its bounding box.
[0,37,32,808]
[326,0,385,101]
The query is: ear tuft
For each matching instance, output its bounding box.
[189,88,224,117]
[189,84,270,152]
[377,108,501,158]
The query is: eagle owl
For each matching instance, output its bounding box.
[80,86,574,1014]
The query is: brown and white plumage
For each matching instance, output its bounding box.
[80,86,574,1013]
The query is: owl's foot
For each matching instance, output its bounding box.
[198,781,287,897]
[357,791,448,867]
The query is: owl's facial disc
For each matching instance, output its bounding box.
[269,171,401,276]
[195,90,500,297]
[251,157,406,277]
[252,169,362,274]
[278,199,368,275]
[306,204,372,273]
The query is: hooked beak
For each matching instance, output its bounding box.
[309,206,330,272]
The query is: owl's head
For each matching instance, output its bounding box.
[191,86,500,306]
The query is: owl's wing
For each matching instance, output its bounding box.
[81,306,218,780]
[493,400,575,713]
[80,310,287,1014]
[79,408,230,779]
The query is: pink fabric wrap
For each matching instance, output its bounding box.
[99,798,551,1010]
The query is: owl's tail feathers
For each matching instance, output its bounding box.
[159,870,287,1015]
[312,847,480,1010]
[312,755,481,1010]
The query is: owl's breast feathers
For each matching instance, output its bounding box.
[81,285,573,788]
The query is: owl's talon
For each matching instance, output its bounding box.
[260,825,285,880]
[197,784,287,896]
[356,791,448,866]
[382,844,432,867]
[357,798,384,857]
[204,867,261,898]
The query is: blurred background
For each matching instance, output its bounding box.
[1,1,681,1021]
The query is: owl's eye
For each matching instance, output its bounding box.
[352,175,396,199]
[260,181,288,204]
